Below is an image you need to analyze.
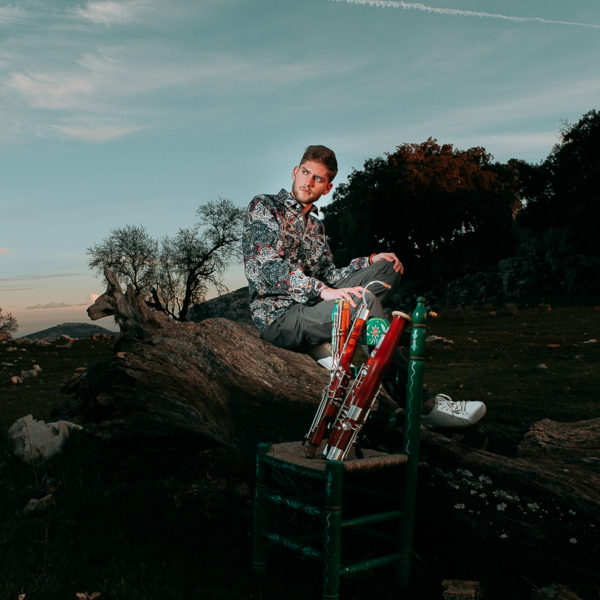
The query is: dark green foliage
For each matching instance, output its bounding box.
[518,110,600,257]
[497,228,600,302]
[507,110,600,303]
[323,138,518,300]
[324,112,600,306]
[442,228,600,306]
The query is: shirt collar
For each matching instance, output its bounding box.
[278,188,319,216]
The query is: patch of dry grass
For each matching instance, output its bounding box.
[425,305,599,427]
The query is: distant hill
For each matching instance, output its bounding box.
[20,323,117,340]
[188,287,252,325]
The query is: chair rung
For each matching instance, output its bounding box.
[264,491,324,518]
[342,510,403,529]
[264,532,323,560]
[341,552,404,577]
[342,453,407,472]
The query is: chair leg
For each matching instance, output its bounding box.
[322,460,344,600]
[252,442,271,576]
[397,300,427,584]
[397,417,419,585]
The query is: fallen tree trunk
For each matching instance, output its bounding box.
[64,270,600,594]
[63,268,327,456]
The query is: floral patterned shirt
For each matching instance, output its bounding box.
[242,188,369,334]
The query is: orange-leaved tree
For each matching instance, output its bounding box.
[323,138,520,289]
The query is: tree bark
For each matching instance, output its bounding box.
[64,268,327,457]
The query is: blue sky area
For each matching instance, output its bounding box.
[1,0,599,336]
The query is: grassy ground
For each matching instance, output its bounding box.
[423,304,600,454]
[0,305,598,599]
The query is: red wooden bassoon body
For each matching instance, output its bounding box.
[324,311,411,461]
[304,303,370,457]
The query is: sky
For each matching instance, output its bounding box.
[1,0,599,337]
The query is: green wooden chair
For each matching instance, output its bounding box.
[252,298,428,600]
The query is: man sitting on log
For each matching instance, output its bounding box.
[242,144,485,428]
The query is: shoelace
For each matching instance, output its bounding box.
[434,393,467,415]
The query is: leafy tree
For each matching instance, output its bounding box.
[151,199,243,320]
[323,138,519,289]
[0,308,18,340]
[88,198,243,321]
[505,158,549,211]
[517,109,600,257]
[88,224,159,295]
[504,110,600,303]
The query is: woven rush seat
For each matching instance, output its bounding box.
[265,440,408,473]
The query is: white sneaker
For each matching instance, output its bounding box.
[316,356,334,370]
[306,343,333,370]
[421,394,486,428]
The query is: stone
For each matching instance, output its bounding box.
[8,414,83,463]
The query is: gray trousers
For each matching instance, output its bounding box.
[261,260,430,405]
[261,260,400,350]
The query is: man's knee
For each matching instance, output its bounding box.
[373,261,402,298]
[359,260,401,301]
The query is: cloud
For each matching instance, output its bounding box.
[2,33,344,142]
[467,132,559,157]
[7,72,94,110]
[0,272,84,283]
[25,302,76,310]
[335,0,600,29]
[436,79,600,131]
[7,49,342,109]
[0,1,353,146]
[332,76,597,147]
[0,5,28,24]
[49,122,145,142]
[76,1,138,26]
[25,294,101,310]
[0,248,11,254]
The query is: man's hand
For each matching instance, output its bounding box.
[371,252,404,274]
[320,285,365,308]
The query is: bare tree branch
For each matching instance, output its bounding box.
[87,199,243,321]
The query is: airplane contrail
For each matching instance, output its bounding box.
[333,0,600,30]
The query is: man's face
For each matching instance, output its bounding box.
[291,160,333,208]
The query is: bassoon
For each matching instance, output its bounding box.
[304,282,390,458]
[324,310,411,461]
